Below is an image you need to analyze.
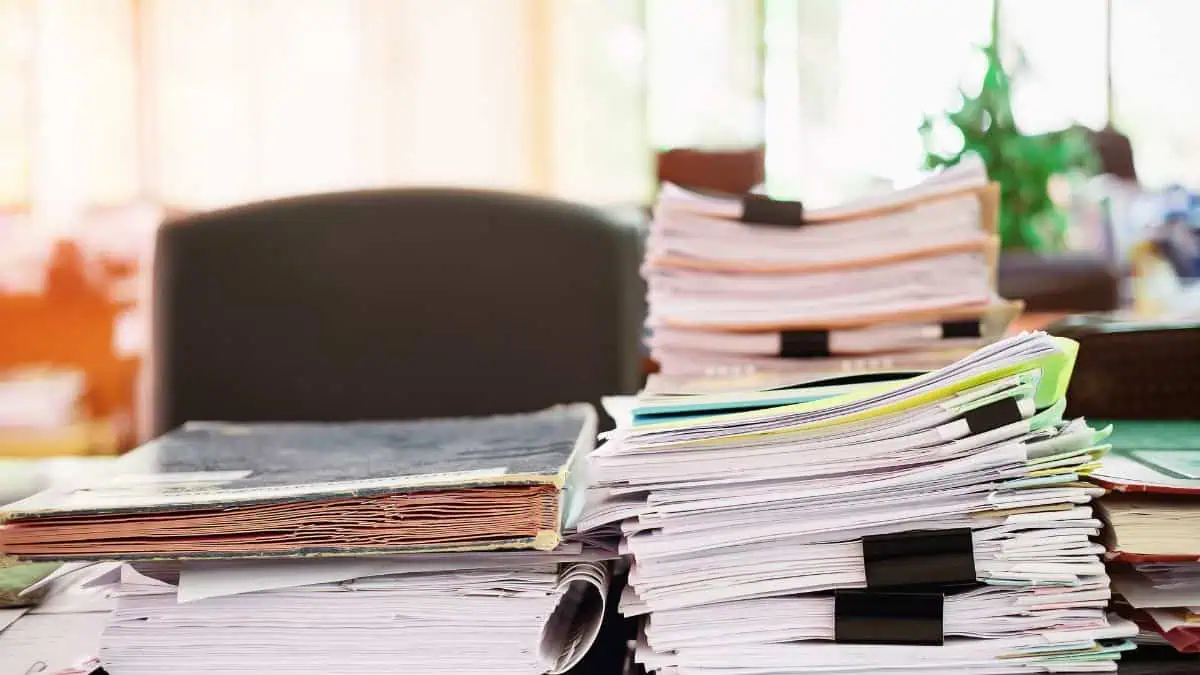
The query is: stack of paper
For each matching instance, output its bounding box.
[1112,565,1200,654]
[644,157,1022,378]
[1,405,617,674]
[583,333,1138,672]
[93,553,609,675]
[1090,420,1200,655]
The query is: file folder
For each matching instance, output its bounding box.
[0,405,597,560]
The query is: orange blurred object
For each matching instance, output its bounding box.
[0,239,139,452]
[656,147,766,195]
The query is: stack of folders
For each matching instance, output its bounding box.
[1090,420,1200,655]
[582,333,1139,673]
[0,405,614,675]
[645,155,1023,379]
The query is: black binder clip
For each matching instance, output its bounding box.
[779,330,831,358]
[740,194,804,226]
[961,397,1024,435]
[941,319,983,339]
[862,528,976,589]
[834,589,944,646]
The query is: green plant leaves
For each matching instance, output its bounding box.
[918,38,1098,252]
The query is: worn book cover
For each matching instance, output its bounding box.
[1,404,596,560]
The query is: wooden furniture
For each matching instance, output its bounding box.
[655,147,765,195]
[0,240,140,453]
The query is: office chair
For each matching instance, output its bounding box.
[151,188,646,435]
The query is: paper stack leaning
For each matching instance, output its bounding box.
[583,333,1138,673]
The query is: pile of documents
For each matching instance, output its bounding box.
[585,333,1138,673]
[96,553,608,675]
[1,405,614,674]
[644,157,1021,378]
[1091,420,1200,654]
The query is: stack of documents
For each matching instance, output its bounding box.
[0,405,596,559]
[1,405,616,674]
[584,333,1138,672]
[95,553,609,675]
[644,157,1022,377]
[1091,420,1200,654]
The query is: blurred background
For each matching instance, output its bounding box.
[3,0,1199,501]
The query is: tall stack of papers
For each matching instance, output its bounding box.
[1,405,615,674]
[645,157,1022,378]
[1090,420,1200,654]
[583,333,1138,673]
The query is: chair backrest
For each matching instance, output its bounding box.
[656,147,765,195]
[151,189,645,435]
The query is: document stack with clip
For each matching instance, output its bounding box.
[583,333,1138,673]
[0,404,614,675]
[1090,420,1200,655]
[645,156,1022,380]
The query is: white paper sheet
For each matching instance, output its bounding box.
[101,557,613,675]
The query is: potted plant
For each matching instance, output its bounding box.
[919,0,1096,252]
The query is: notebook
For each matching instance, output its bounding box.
[1090,420,1200,564]
[0,404,597,560]
[1098,495,1200,563]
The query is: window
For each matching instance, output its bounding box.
[2,0,1198,221]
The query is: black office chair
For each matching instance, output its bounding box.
[152,190,644,675]
[151,188,646,435]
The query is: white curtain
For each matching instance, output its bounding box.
[644,0,763,150]
[762,0,1200,203]
[0,0,654,222]
[3,0,1199,225]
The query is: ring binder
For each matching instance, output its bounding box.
[961,396,1024,435]
[862,528,976,589]
[833,589,944,646]
[941,319,983,339]
[779,330,831,358]
[740,194,805,226]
